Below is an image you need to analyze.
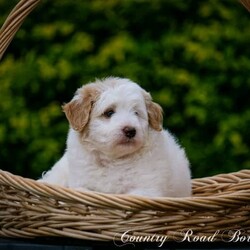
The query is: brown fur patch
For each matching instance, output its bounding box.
[143,91,163,131]
[62,84,101,132]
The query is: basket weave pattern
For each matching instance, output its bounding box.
[1,170,250,241]
[1,0,250,242]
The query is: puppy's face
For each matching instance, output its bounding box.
[63,78,163,159]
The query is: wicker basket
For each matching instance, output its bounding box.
[1,0,250,243]
[1,170,250,242]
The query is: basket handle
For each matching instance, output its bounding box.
[0,0,41,60]
[240,0,250,12]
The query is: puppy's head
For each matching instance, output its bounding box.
[63,77,163,158]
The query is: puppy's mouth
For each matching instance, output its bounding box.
[117,137,136,145]
[110,134,144,158]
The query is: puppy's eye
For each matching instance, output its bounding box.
[104,109,115,118]
[135,111,139,116]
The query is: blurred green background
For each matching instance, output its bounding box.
[0,0,250,179]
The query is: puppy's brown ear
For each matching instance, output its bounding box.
[62,85,100,132]
[143,91,163,131]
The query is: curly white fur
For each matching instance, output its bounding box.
[39,77,191,197]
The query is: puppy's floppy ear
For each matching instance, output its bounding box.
[62,84,100,132]
[143,91,163,131]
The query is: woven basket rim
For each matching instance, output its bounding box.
[1,169,250,241]
[1,169,250,212]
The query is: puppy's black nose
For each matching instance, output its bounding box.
[123,126,136,139]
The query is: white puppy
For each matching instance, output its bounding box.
[40,77,191,197]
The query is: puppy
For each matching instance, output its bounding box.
[39,77,191,197]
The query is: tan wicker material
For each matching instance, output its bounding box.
[1,0,250,243]
[1,169,250,241]
[0,0,41,60]
[240,0,250,12]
